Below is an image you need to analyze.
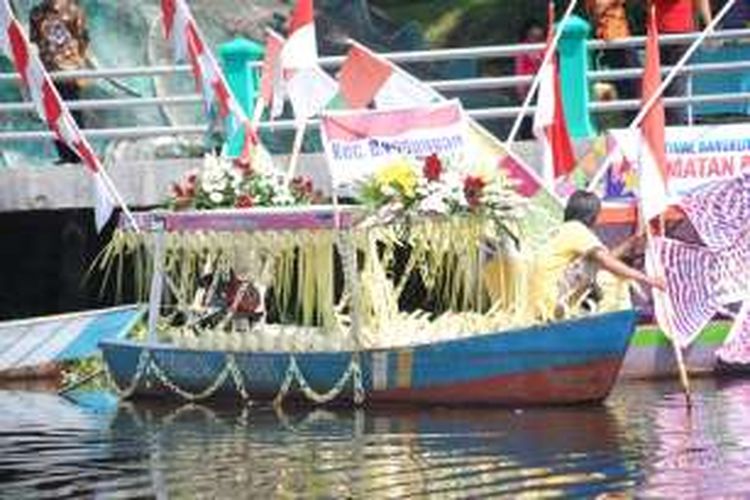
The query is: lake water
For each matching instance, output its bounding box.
[2,379,750,498]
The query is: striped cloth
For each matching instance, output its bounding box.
[654,219,750,348]
[717,302,750,365]
[680,173,750,362]
[681,173,750,248]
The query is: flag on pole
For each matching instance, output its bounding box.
[280,0,317,71]
[286,66,338,124]
[160,0,248,138]
[1,1,115,230]
[532,2,576,189]
[336,44,394,108]
[259,29,286,119]
[276,0,337,125]
[638,8,670,223]
[334,42,436,110]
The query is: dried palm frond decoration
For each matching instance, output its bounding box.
[96,152,560,351]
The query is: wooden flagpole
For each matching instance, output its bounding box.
[286,119,307,181]
[653,213,692,408]
[586,0,738,192]
[505,0,578,149]
[251,96,266,129]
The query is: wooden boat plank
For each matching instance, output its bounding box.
[0,306,145,373]
[0,322,62,371]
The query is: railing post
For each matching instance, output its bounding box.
[557,15,596,138]
[219,38,265,157]
[687,71,694,126]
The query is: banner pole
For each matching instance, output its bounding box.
[646,213,692,408]
[586,0,738,192]
[286,120,307,182]
[251,96,265,129]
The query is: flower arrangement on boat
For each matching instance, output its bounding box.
[357,153,526,221]
[168,153,319,210]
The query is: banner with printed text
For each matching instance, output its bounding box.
[320,100,468,189]
[605,123,750,203]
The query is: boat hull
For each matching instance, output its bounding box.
[102,310,637,406]
[0,305,146,380]
[619,322,730,380]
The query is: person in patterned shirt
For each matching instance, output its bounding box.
[585,0,639,122]
[29,0,90,164]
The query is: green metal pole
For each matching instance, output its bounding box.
[219,38,265,157]
[557,15,596,138]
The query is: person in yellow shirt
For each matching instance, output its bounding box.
[532,190,663,320]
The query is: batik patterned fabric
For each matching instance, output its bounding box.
[678,173,750,361]
[653,228,750,348]
[716,302,750,365]
[681,173,750,248]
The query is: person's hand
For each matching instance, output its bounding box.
[649,276,666,292]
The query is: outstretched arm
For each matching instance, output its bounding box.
[590,247,665,290]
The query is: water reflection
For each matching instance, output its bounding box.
[2,380,750,498]
[105,402,628,499]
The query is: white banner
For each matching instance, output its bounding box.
[605,123,750,202]
[320,100,468,189]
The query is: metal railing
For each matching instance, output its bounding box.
[1,28,749,143]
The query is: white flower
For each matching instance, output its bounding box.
[229,169,243,191]
[419,193,449,214]
[381,185,398,197]
[209,191,224,204]
[203,154,222,174]
[272,192,295,205]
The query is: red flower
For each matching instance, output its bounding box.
[235,194,254,208]
[290,175,314,199]
[463,175,486,209]
[186,173,198,186]
[184,185,196,198]
[171,182,184,198]
[423,153,442,182]
[233,157,253,176]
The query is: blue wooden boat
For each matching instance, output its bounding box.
[0,305,145,380]
[100,309,636,406]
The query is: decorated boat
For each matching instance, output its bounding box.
[99,177,637,406]
[91,4,638,406]
[0,305,145,381]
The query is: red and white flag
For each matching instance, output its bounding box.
[161,0,247,134]
[286,66,337,124]
[532,3,576,189]
[638,9,670,223]
[259,29,286,119]
[1,1,115,230]
[335,43,435,110]
[337,45,393,108]
[280,0,317,71]
[277,0,337,124]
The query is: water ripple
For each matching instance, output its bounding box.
[2,379,750,498]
